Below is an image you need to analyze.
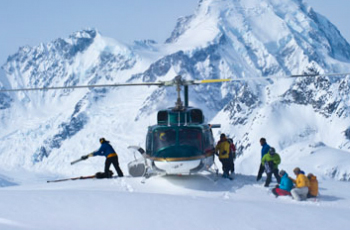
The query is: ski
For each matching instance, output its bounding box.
[47,171,115,183]
[47,175,96,183]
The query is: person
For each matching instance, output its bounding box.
[82,138,124,178]
[257,138,270,181]
[307,173,319,198]
[215,133,231,178]
[159,132,167,141]
[272,169,293,197]
[290,167,310,201]
[261,147,281,187]
[227,137,236,176]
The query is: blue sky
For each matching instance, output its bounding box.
[0,0,349,65]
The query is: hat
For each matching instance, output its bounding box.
[220,133,226,139]
[99,137,106,143]
[279,169,286,176]
[269,147,276,155]
[293,167,301,174]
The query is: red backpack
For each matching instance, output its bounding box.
[227,138,236,159]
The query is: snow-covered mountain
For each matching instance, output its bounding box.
[0,0,349,180]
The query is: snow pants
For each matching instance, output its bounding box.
[291,187,309,201]
[228,152,235,174]
[264,168,281,187]
[257,164,265,181]
[219,158,231,176]
[105,156,124,177]
[272,187,291,197]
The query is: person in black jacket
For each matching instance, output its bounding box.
[82,138,124,177]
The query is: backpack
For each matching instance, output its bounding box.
[227,138,236,159]
[95,170,114,179]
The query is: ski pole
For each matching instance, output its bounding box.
[70,158,83,165]
[70,153,92,165]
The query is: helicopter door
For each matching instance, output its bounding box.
[203,129,215,154]
[146,131,152,154]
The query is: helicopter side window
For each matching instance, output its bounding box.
[178,129,202,149]
[203,129,215,152]
[153,129,176,152]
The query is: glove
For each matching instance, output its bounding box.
[222,150,227,155]
[81,155,89,160]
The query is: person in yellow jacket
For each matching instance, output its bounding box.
[215,134,231,178]
[290,167,310,201]
[307,173,319,198]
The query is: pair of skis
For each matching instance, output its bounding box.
[47,170,115,183]
[46,154,98,182]
[46,155,96,183]
[47,175,96,183]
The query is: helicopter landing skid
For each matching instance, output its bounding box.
[202,162,219,182]
[141,167,152,184]
[209,169,220,182]
[140,169,166,184]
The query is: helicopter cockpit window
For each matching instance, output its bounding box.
[179,129,202,149]
[153,129,176,152]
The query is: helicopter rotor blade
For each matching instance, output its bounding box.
[289,73,350,78]
[191,73,350,85]
[1,73,349,92]
[0,82,164,93]
[192,79,233,84]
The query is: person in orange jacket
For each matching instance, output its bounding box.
[290,167,310,201]
[307,173,319,198]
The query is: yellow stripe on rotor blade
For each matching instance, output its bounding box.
[198,79,232,84]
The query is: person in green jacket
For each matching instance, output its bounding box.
[261,147,281,187]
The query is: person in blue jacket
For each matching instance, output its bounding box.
[82,138,124,178]
[256,137,270,181]
[272,170,293,197]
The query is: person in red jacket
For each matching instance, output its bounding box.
[227,137,236,176]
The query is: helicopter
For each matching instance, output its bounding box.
[1,73,349,179]
[126,75,226,178]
